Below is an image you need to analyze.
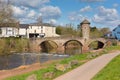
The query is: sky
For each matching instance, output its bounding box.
[3,0,120,30]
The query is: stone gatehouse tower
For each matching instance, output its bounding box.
[80,19,90,40]
[80,19,90,52]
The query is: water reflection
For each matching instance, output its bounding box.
[65,40,82,55]
[0,53,69,70]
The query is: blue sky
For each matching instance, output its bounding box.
[4,0,120,30]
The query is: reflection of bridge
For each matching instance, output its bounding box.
[29,37,107,53]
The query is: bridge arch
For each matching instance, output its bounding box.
[39,40,58,53]
[63,40,83,54]
[88,40,105,50]
[64,40,83,46]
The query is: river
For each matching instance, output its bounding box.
[0,53,69,70]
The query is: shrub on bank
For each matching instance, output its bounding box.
[0,38,29,56]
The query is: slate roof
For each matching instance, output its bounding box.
[0,22,54,28]
[19,24,29,28]
[29,23,55,27]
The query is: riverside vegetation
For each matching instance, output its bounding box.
[0,38,30,56]
[4,45,120,80]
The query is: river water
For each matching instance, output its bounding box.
[0,53,69,70]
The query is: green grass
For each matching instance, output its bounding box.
[105,45,120,51]
[5,45,120,80]
[92,55,120,80]
[5,53,89,80]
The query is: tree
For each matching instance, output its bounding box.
[90,27,101,38]
[0,0,16,23]
[36,16,43,24]
[56,26,63,35]
[100,27,110,35]
[56,24,79,37]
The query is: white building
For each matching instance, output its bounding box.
[27,23,59,38]
[0,23,59,38]
[0,23,19,37]
[19,24,29,38]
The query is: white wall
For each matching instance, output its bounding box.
[19,28,27,35]
[0,27,18,37]
[0,25,59,38]
[28,26,43,33]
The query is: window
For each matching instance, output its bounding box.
[41,26,43,29]
[34,30,36,33]
[0,28,2,34]
[117,32,120,34]
[41,30,43,33]
[6,28,13,35]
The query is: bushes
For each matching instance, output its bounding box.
[0,38,29,56]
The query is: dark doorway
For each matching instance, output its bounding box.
[29,33,39,38]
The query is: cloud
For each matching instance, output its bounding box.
[12,5,38,23]
[93,6,120,26]
[12,6,28,17]
[68,12,89,22]
[68,6,92,22]
[113,3,119,7]
[79,0,105,2]
[80,6,92,12]
[10,0,61,24]
[27,10,36,19]
[49,19,57,24]
[40,6,61,20]
[19,18,36,24]
[11,0,49,8]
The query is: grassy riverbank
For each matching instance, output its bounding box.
[5,54,88,80]
[4,45,120,80]
[92,54,120,80]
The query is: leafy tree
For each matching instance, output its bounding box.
[56,24,78,37]
[100,27,110,35]
[56,26,63,35]
[90,27,102,38]
[90,27,97,32]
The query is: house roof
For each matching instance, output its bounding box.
[29,23,55,27]
[113,25,120,31]
[81,19,90,25]
[0,22,55,28]
[0,23,19,27]
[19,24,29,28]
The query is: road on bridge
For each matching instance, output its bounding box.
[54,51,120,80]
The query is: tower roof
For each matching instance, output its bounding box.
[81,19,90,24]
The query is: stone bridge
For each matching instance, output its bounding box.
[29,19,108,54]
[29,37,107,53]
